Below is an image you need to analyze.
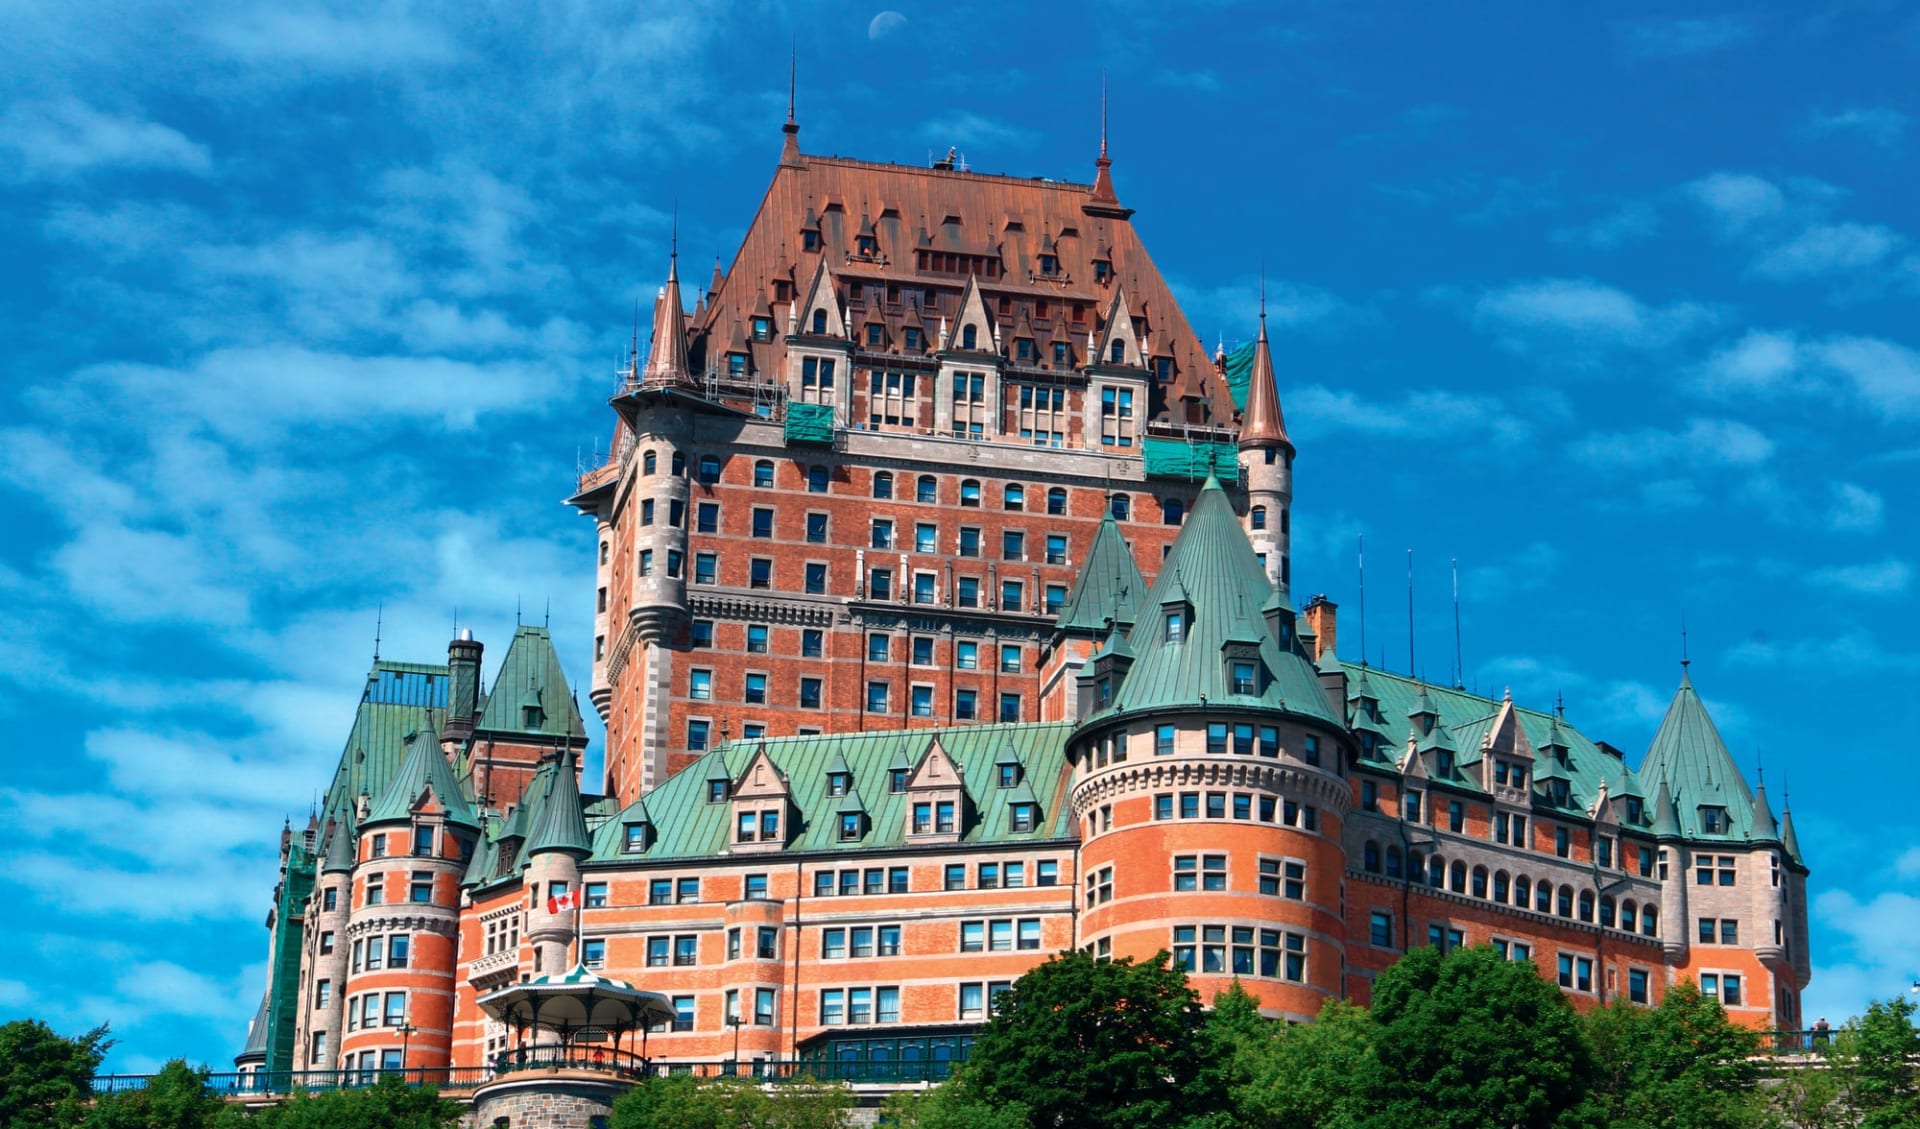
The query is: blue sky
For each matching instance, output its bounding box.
[1,0,1915,1072]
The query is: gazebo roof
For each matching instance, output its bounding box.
[477,963,675,1035]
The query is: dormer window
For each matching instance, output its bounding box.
[1093,260,1110,282]
[904,327,922,351]
[961,324,978,350]
[1165,611,1184,643]
[1551,780,1570,806]
[810,309,827,334]
[1053,341,1070,365]
[804,230,821,252]
[1154,357,1173,382]
[728,352,747,375]
[1230,660,1257,695]
[523,706,544,728]
[838,812,862,841]
[999,763,1020,788]
[1110,340,1125,364]
[1437,751,1454,776]
[1700,806,1726,834]
[866,323,884,347]
[708,780,729,803]
[1039,254,1057,274]
[1010,803,1037,832]
[827,772,851,797]
[1095,676,1111,705]
[1625,797,1644,824]
[1016,338,1035,361]
[623,823,649,854]
[857,234,877,256]
[889,768,908,793]
[752,317,772,341]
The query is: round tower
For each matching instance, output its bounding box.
[523,750,595,982]
[1653,781,1689,964]
[1236,304,1294,592]
[300,819,356,1070]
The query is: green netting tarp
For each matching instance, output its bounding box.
[1142,437,1238,482]
[1222,340,1256,412]
[783,402,836,444]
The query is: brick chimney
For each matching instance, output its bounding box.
[1302,595,1337,662]
[445,629,484,745]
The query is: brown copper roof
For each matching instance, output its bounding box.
[641,252,690,384]
[1238,308,1291,451]
[686,139,1233,419]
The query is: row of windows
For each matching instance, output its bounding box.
[1083,724,1320,767]
[344,991,408,1031]
[1386,787,1658,873]
[361,871,437,907]
[362,827,445,862]
[1171,924,1307,981]
[854,684,1025,721]
[959,918,1044,952]
[1150,791,1322,830]
[823,925,901,958]
[728,926,782,961]
[1358,844,1662,937]
[349,934,411,973]
[686,622,1045,671]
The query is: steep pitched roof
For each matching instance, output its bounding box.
[321,816,356,874]
[318,661,450,831]
[585,723,1076,863]
[1236,308,1291,451]
[476,626,587,742]
[641,252,690,385]
[235,990,271,1064]
[525,750,593,858]
[1636,666,1756,838]
[1055,515,1148,634]
[1088,477,1339,726]
[365,719,478,829]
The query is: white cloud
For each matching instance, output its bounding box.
[0,97,211,180]
[1682,329,1920,422]
[1288,385,1533,446]
[1685,172,1785,234]
[1573,417,1774,471]
[1815,336,1920,421]
[1895,847,1920,880]
[1805,106,1909,149]
[1170,277,1370,343]
[1618,15,1757,59]
[1551,200,1659,250]
[1828,483,1885,533]
[918,112,1038,151]
[1809,887,1920,1025]
[1750,222,1904,281]
[200,7,461,73]
[1470,277,1712,351]
[1691,330,1805,397]
[1464,543,1560,604]
[1806,559,1913,597]
[1726,628,1920,673]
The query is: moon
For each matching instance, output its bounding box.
[868,11,908,39]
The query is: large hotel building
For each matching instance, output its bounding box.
[237,103,1812,1084]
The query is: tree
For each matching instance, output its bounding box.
[1234,1000,1373,1129]
[1200,979,1273,1102]
[247,1073,460,1129]
[1360,944,1594,1129]
[80,1060,243,1129]
[1585,981,1766,1129]
[958,950,1222,1129]
[0,1019,113,1129]
[1826,996,1920,1129]
[608,1072,853,1129]
[879,1084,1029,1129]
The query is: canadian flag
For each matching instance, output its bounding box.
[546,888,582,914]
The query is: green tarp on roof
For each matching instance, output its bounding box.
[784,402,836,445]
[1223,340,1256,412]
[1142,437,1238,482]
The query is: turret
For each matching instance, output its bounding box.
[1237,300,1294,592]
[1653,781,1689,961]
[525,750,593,978]
[445,630,483,746]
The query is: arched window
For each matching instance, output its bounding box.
[917,475,938,504]
[1471,866,1488,899]
[1110,493,1130,521]
[1047,487,1068,515]
[1599,895,1616,928]
[1515,876,1531,908]
[962,324,978,350]
[873,471,894,499]
[1385,845,1403,878]
[698,456,721,484]
[811,309,827,334]
[599,541,609,565]
[1449,860,1467,894]
[671,452,685,476]
[1428,856,1445,889]
[960,479,981,507]
[753,460,775,488]
[1578,890,1595,923]
[1642,905,1659,937]
[1621,900,1638,933]
[1536,881,1553,914]
[1163,498,1183,526]
[808,465,829,493]
[1249,505,1266,530]
[1493,871,1510,902]
[1110,339,1125,363]
[1408,849,1424,878]
[1557,885,1574,918]
[1363,841,1381,873]
[1004,484,1025,511]
[643,450,657,475]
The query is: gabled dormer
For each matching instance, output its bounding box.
[1532,729,1574,810]
[823,750,855,798]
[1480,695,1536,804]
[1076,627,1135,717]
[616,798,654,856]
[1406,686,1439,739]
[1159,571,1193,645]
[1221,615,1267,697]
[946,274,996,354]
[704,755,733,804]
[993,744,1023,789]
[795,260,847,340]
[800,201,823,253]
[729,745,791,854]
[834,788,869,843]
[885,747,913,795]
[903,737,971,844]
[1004,780,1042,834]
[1092,286,1145,369]
[853,209,880,261]
[1347,672,1394,763]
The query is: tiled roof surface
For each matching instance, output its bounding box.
[525,750,594,857]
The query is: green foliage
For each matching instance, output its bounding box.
[880,1083,1029,1129]
[608,1072,854,1129]
[1361,944,1594,1129]
[959,950,1222,1129]
[1234,999,1372,1129]
[79,1061,241,1129]
[248,1074,461,1129]
[1825,996,1920,1129]
[0,1019,113,1129]
[1585,981,1767,1129]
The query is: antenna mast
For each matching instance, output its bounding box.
[1357,535,1367,667]
[1452,558,1463,690]
[1406,549,1415,676]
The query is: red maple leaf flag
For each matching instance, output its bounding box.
[546,888,581,914]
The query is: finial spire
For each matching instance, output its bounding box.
[1087,69,1126,213]
[1680,615,1689,667]
[1100,69,1109,159]
[780,50,803,166]
[373,602,383,662]
[787,45,796,127]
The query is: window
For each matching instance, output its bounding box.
[807,465,829,493]
[689,669,712,700]
[1085,866,1113,906]
[384,992,407,1027]
[1111,493,1130,520]
[867,633,890,662]
[687,718,711,752]
[1555,825,1571,858]
[801,628,823,658]
[1261,858,1305,899]
[871,567,894,601]
[1001,580,1024,611]
[1173,854,1227,891]
[671,996,695,1032]
[319,930,335,954]
[799,677,822,710]
[1628,968,1649,1004]
[954,688,977,719]
[917,475,938,503]
[960,479,981,507]
[873,471,894,499]
[910,684,934,717]
[1557,954,1595,993]
[753,460,774,488]
[583,938,606,969]
[743,873,768,899]
[749,557,772,588]
[1370,911,1394,947]
[871,518,894,549]
[746,624,768,653]
[914,522,939,553]
[1099,386,1136,447]
[1230,660,1257,694]
[1003,484,1025,512]
[1428,924,1466,954]
[691,620,714,648]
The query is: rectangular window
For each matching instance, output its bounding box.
[389,934,409,968]
[408,872,432,904]
[583,938,606,969]
[749,557,771,588]
[752,508,774,538]
[672,996,694,1033]
[945,864,966,890]
[696,502,719,533]
[1370,910,1393,947]
[820,989,845,1026]
[755,987,777,1026]
[677,877,699,903]
[1155,793,1174,820]
[674,935,698,966]
[384,992,407,1027]
[1555,825,1571,858]
[866,682,889,713]
[1628,968,1649,1004]
[959,982,984,1021]
[746,624,768,653]
[1448,800,1464,833]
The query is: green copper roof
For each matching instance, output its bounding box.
[366,719,478,828]
[1056,516,1148,635]
[321,816,356,874]
[1086,477,1339,727]
[835,787,869,816]
[1636,666,1756,839]
[1780,806,1803,863]
[1748,782,1780,843]
[476,626,588,741]
[1652,781,1682,838]
[526,750,594,858]
[585,722,1076,864]
[318,662,450,831]
[236,990,271,1064]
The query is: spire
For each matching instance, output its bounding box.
[1056,513,1148,635]
[366,717,479,829]
[322,816,356,874]
[642,247,691,385]
[1639,664,1756,837]
[1749,780,1780,842]
[1085,70,1131,219]
[779,49,803,166]
[526,750,594,859]
[1237,279,1291,451]
[1651,780,1682,839]
[1780,804,1803,864]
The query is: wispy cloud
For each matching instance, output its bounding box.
[1618,15,1757,59]
[1750,222,1905,281]
[1807,559,1912,597]
[1686,328,1920,421]
[1287,385,1534,446]
[1827,483,1885,533]
[1169,276,1371,343]
[1552,200,1659,250]
[1468,277,1714,353]
[918,112,1039,152]
[1685,171,1785,234]
[1804,106,1909,149]
[0,98,212,181]
[1572,417,1774,471]
[200,7,463,73]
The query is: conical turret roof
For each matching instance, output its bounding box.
[526,750,594,858]
[1637,665,1755,838]
[1237,307,1291,451]
[642,252,691,384]
[1780,806,1803,864]
[322,816,356,874]
[1055,515,1148,634]
[1651,780,1682,839]
[1748,781,1780,843]
[365,717,477,828]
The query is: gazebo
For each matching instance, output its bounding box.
[478,963,675,1078]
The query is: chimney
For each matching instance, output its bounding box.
[446,629,484,744]
[1302,596,1338,662]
